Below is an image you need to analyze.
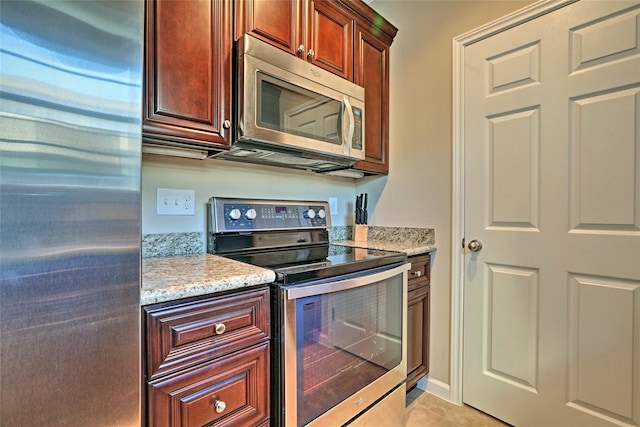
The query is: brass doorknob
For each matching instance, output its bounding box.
[468,240,483,252]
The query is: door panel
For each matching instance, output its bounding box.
[570,87,640,231]
[463,2,640,426]
[488,108,540,228]
[484,264,539,392]
[568,274,640,420]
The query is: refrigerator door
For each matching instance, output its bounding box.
[0,1,142,425]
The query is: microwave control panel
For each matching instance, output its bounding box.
[352,107,363,150]
[209,198,330,233]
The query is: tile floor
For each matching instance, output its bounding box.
[405,387,511,427]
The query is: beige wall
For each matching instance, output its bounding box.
[142,155,356,236]
[141,0,535,391]
[360,0,536,388]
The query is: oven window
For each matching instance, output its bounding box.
[257,72,342,145]
[294,275,403,426]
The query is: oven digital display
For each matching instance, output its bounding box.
[275,206,287,214]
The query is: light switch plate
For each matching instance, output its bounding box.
[328,197,338,215]
[157,188,195,215]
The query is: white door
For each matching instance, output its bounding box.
[462,1,640,426]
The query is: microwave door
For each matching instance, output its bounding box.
[240,55,360,160]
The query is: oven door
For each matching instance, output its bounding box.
[282,262,409,427]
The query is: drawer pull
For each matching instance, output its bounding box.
[412,271,422,277]
[214,323,226,335]
[214,399,227,414]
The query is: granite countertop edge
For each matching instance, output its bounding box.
[141,254,276,306]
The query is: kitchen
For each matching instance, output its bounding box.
[2,0,639,426]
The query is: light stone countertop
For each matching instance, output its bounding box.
[333,226,436,256]
[333,239,436,256]
[141,254,276,305]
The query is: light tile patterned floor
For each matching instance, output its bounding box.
[405,388,511,427]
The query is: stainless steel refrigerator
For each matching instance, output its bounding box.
[1,1,142,425]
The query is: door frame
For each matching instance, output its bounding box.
[450,0,577,405]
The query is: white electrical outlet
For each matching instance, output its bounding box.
[157,188,195,216]
[328,197,338,215]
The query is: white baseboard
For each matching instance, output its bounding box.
[415,376,455,404]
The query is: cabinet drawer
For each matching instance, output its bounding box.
[408,254,430,290]
[145,287,269,380]
[148,342,270,427]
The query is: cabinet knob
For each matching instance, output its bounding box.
[214,323,226,335]
[223,120,231,129]
[297,44,305,53]
[412,270,422,278]
[307,49,314,58]
[214,400,227,414]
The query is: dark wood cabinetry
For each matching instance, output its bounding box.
[143,0,233,149]
[144,0,396,175]
[236,0,353,80]
[144,286,270,427]
[353,22,391,174]
[407,254,431,390]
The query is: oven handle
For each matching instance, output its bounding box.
[286,262,410,300]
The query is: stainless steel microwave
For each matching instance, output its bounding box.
[214,35,365,173]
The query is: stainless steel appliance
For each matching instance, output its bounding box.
[214,35,366,173]
[1,1,142,425]
[207,197,409,427]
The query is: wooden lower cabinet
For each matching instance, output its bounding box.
[144,286,270,426]
[148,342,269,427]
[406,254,431,390]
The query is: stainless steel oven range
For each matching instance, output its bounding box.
[207,197,409,427]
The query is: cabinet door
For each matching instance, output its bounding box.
[144,0,232,148]
[407,285,430,390]
[235,0,302,55]
[354,23,391,174]
[307,0,353,80]
[237,0,353,80]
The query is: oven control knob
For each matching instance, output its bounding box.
[228,208,242,220]
[317,208,326,219]
[245,208,257,220]
[305,208,316,219]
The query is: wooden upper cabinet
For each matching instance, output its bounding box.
[353,22,392,174]
[308,0,353,80]
[235,0,302,55]
[236,0,353,80]
[143,0,232,148]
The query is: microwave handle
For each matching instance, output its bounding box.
[342,96,355,155]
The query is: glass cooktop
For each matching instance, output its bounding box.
[222,244,407,285]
